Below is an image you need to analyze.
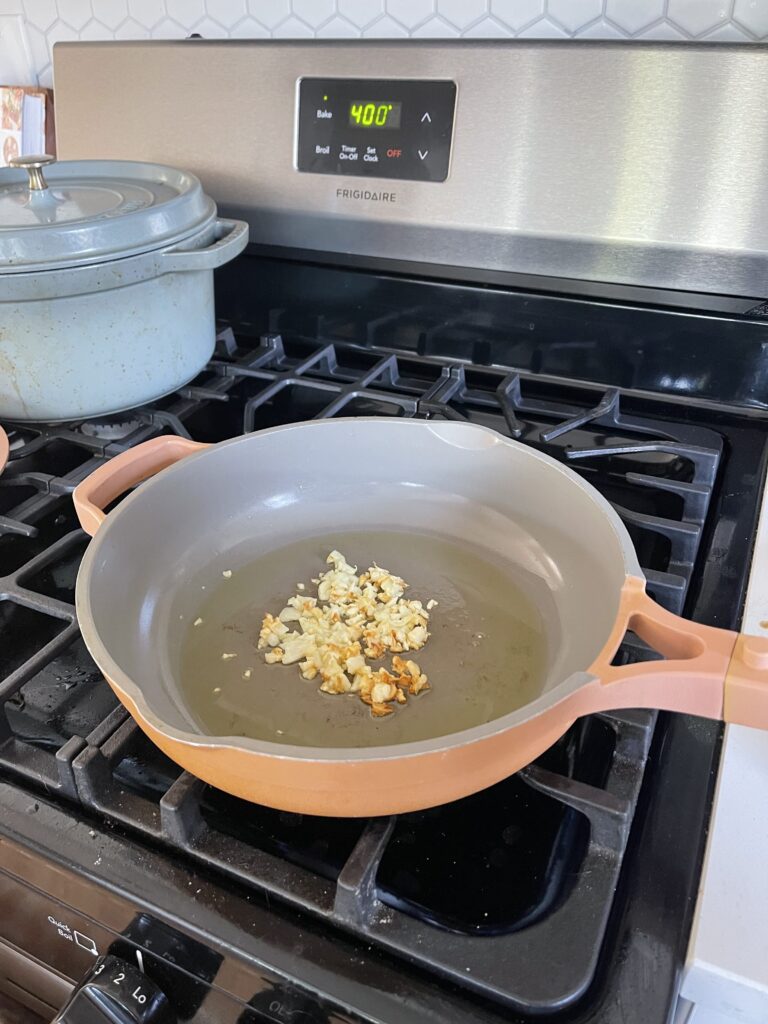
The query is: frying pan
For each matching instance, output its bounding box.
[72,419,768,817]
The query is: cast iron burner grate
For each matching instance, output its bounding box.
[0,327,724,1013]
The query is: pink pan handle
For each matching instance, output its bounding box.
[73,435,210,537]
[0,426,9,477]
[588,576,768,729]
[724,634,768,728]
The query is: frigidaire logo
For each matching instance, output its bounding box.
[336,188,397,203]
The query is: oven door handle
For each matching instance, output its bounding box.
[52,954,173,1024]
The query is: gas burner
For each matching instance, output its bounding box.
[6,429,33,452]
[78,418,142,441]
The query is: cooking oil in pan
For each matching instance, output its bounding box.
[179,530,550,748]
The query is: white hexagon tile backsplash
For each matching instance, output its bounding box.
[1,0,766,87]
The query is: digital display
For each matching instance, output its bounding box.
[349,101,402,129]
[298,78,456,181]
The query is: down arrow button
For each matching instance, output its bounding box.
[418,149,429,160]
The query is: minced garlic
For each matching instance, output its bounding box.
[257,550,435,717]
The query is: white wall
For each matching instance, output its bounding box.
[2,0,767,88]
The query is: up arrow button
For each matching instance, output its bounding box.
[421,112,432,123]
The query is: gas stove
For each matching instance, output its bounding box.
[1,280,765,1022]
[2,36,767,1024]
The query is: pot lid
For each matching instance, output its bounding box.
[0,156,216,272]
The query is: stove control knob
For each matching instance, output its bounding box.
[53,954,173,1024]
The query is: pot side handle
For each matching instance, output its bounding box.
[587,577,768,729]
[161,218,249,273]
[73,435,209,537]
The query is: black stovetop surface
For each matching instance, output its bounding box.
[2,255,768,1023]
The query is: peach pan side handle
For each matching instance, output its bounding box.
[72,435,210,537]
[586,576,768,729]
[0,426,9,477]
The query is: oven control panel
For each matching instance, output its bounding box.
[296,78,456,182]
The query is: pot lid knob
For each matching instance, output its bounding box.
[9,153,55,192]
